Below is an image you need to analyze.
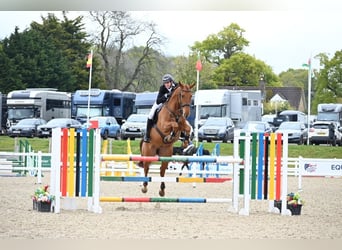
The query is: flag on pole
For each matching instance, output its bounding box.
[196,59,202,71]
[86,53,92,68]
[302,58,311,68]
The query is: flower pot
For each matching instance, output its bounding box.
[274,200,302,215]
[288,203,302,215]
[37,201,51,212]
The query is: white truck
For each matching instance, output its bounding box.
[194,89,262,128]
[317,103,342,126]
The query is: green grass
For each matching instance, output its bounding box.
[1,136,341,159]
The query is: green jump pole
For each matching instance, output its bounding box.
[251,133,257,200]
[239,132,245,195]
[88,129,94,197]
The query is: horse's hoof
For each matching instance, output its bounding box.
[159,190,165,197]
[141,187,148,193]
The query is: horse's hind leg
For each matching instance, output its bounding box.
[141,162,150,194]
[159,162,168,197]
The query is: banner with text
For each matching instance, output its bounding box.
[299,158,342,177]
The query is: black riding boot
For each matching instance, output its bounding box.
[143,118,153,143]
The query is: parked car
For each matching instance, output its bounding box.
[7,118,47,138]
[309,121,342,146]
[239,121,272,135]
[37,118,82,138]
[275,121,308,145]
[120,114,148,140]
[88,116,121,139]
[198,117,235,143]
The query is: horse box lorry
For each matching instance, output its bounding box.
[194,89,262,128]
[317,103,342,126]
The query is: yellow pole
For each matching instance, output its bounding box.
[68,128,75,197]
[126,138,135,176]
[101,139,109,176]
[269,133,275,200]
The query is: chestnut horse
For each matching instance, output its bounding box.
[139,82,195,196]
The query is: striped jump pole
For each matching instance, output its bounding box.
[100,176,232,183]
[101,154,242,164]
[100,197,232,203]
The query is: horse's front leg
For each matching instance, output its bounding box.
[141,162,150,194]
[163,121,179,143]
[159,161,168,197]
[181,122,192,149]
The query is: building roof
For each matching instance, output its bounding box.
[267,87,305,111]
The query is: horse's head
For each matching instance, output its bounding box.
[171,82,195,119]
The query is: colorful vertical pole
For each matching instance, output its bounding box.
[263,134,269,199]
[61,128,68,196]
[75,131,81,196]
[81,128,88,197]
[101,139,109,176]
[67,128,75,197]
[269,133,276,200]
[239,132,245,195]
[275,133,283,201]
[257,133,264,200]
[251,133,257,199]
[126,138,136,176]
[88,129,94,197]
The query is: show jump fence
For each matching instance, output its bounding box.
[50,128,290,216]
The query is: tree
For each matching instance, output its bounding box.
[122,46,169,92]
[190,23,280,89]
[30,12,101,91]
[171,54,213,89]
[279,68,307,88]
[88,11,163,91]
[191,23,249,65]
[312,51,342,113]
[0,26,73,92]
[212,52,281,87]
[0,12,98,93]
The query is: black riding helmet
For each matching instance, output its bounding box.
[162,74,174,84]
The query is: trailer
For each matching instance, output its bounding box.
[6,88,71,127]
[194,89,262,128]
[71,89,136,125]
[317,103,342,126]
[134,91,196,127]
[134,92,158,115]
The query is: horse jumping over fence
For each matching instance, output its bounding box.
[139,82,195,196]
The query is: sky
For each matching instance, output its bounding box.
[0,8,341,74]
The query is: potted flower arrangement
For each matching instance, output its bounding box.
[274,192,304,215]
[32,185,54,212]
[286,192,304,215]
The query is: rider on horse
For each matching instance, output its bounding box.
[143,73,177,143]
[143,73,193,151]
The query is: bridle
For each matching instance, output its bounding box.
[165,86,192,121]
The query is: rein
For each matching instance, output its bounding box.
[164,87,192,121]
[157,85,192,143]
